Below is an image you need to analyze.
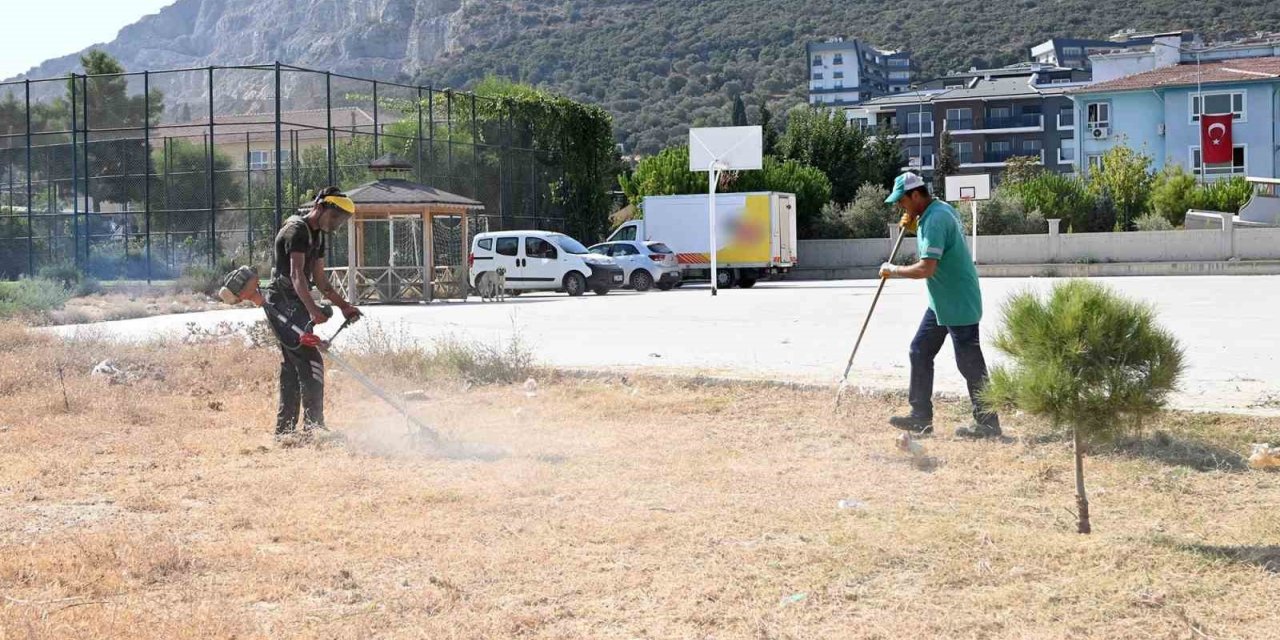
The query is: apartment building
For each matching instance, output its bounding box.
[850,64,1085,180]
[807,38,914,108]
[1030,30,1200,71]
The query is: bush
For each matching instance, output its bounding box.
[961,189,1046,236]
[0,278,71,318]
[1134,212,1174,231]
[1009,173,1095,230]
[985,281,1184,533]
[813,183,894,239]
[37,264,83,289]
[176,255,253,296]
[1088,145,1153,230]
[1191,176,1252,214]
[74,277,105,297]
[1148,164,1197,225]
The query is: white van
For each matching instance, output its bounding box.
[469,230,624,297]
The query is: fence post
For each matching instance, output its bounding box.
[143,71,152,283]
[1222,210,1235,260]
[81,75,91,269]
[70,73,79,270]
[244,132,252,263]
[471,94,479,200]
[416,86,424,184]
[326,71,334,187]
[427,87,435,182]
[24,79,33,276]
[1047,218,1061,263]
[274,62,283,231]
[204,64,215,264]
[372,80,380,158]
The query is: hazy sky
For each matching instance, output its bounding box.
[0,0,175,79]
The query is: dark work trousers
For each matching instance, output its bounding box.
[908,308,1000,428]
[263,289,325,434]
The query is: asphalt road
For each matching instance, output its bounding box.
[56,276,1280,415]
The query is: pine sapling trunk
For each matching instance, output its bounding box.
[1073,424,1091,534]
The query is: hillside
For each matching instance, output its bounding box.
[9,0,1280,153]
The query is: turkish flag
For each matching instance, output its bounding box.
[1201,113,1234,164]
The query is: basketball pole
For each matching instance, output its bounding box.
[709,160,720,296]
[971,198,979,264]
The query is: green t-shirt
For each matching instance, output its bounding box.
[917,200,982,326]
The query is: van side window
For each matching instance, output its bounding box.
[496,237,518,257]
[525,237,558,260]
[477,238,493,251]
[618,226,637,242]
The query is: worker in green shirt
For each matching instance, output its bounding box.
[879,172,1001,438]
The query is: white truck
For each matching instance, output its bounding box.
[605,192,798,288]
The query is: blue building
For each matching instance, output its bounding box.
[1070,57,1280,180]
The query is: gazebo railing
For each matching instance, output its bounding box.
[327,266,428,303]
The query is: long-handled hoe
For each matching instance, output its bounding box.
[833,229,908,413]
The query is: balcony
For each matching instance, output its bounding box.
[946,114,1045,135]
[899,122,934,138]
[902,154,936,171]
[961,150,1046,168]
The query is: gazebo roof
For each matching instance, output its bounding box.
[346,179,484,209]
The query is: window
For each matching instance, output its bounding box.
[646,242,673,254]
[1057,107,1074,129]
[834,82,844,89]
[812,56,823,66]
[612,243,638,256]
[988,106,1012,120]
[812,72,823,80]
[1191,145,1247,176]
[1086,154,1104,172]
[908,143,934,168]
[477,238,493,251]
[1021,104,1042,115]
[249,149,290,170]
[1050,78,1072,85]
[905,111,932,135]
[889,71,911,80]
[1086,102,1110,128]
[525,237,558,259]
[1022,139,1043,154]
[988,140,1012,154]
[946,108,973,130]
[833,71,844,79]
[1063,46,1083,57]
[1058,138,1076,163]
[952,141,974,164]
[833,54,844,65]
[888,58,911,67]
[496,237,519,257]
[1191,91,1245,123]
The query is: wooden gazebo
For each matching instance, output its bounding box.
[327,156,484,303]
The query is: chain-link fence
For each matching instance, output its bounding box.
[0,64,568,281]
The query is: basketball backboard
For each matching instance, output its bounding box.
[945,173,991,201]
[689,126,763,172]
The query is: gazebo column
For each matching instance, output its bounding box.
[424,210,435,303]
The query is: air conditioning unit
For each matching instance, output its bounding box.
[1090,126,1110,139]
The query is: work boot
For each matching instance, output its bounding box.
[889,415,933,435]
[954,422,1003,439]
[274,431,309,448]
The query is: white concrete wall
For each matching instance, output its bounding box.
[798,226,1280,268]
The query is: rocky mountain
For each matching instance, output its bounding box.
[9,0,1280,153]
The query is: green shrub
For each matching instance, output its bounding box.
[813,183,894,239]
[75,277,105,297]
[1009,173,1095,231]
[961,189,1046,235]
[37,264,83,289]
[1190,176,1252,214]
[0,278,71,318]
[1134,212,1174,231]
[1148,164,1197,225]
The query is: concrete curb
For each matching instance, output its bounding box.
[783,260,1280,280]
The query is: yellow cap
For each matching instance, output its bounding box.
[321,195,356,215]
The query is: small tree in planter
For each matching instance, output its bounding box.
[983,281,1184,534]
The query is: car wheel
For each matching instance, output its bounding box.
[656,283,674,291]
[593,284,610,295]
[563,272,586,297]
[631,270,654,292]
[738,277,757,289]
[715,269,736,289]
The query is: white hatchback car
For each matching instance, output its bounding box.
[469,230,624,297]
[587,241,682,292]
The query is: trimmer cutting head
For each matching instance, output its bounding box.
[218,265,261,305]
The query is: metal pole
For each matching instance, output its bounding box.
[70,74,79,269]
[416,86,424,183]
[81,75,90,267]
[972,200,979,264]
[245,132,252,262]
[24,79,32,276]
[708,161,718,297]
[427,87,435,182]
[471,94,479,200]
[372,80,380,157]
[143,71,152,282]
[274,62,283,230]
[326,71,334,187]
[207,67,216,267]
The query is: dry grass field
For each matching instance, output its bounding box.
[1,321,1279,639]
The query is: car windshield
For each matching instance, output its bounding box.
[551,234,590,255]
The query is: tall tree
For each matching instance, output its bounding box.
[865,124,905,189]
[1089,144,1153,230]
[934,130,958,196]
[777,106,868,204]
[759,101,779,157]
[731,95,748,127]
[72,50,165,209]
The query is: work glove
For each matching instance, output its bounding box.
[879,262,899,279]
[340,304,362,322]
[899,212,919,233]
[299,332,323,349]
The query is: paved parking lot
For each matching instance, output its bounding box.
[63,276,1280,414]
